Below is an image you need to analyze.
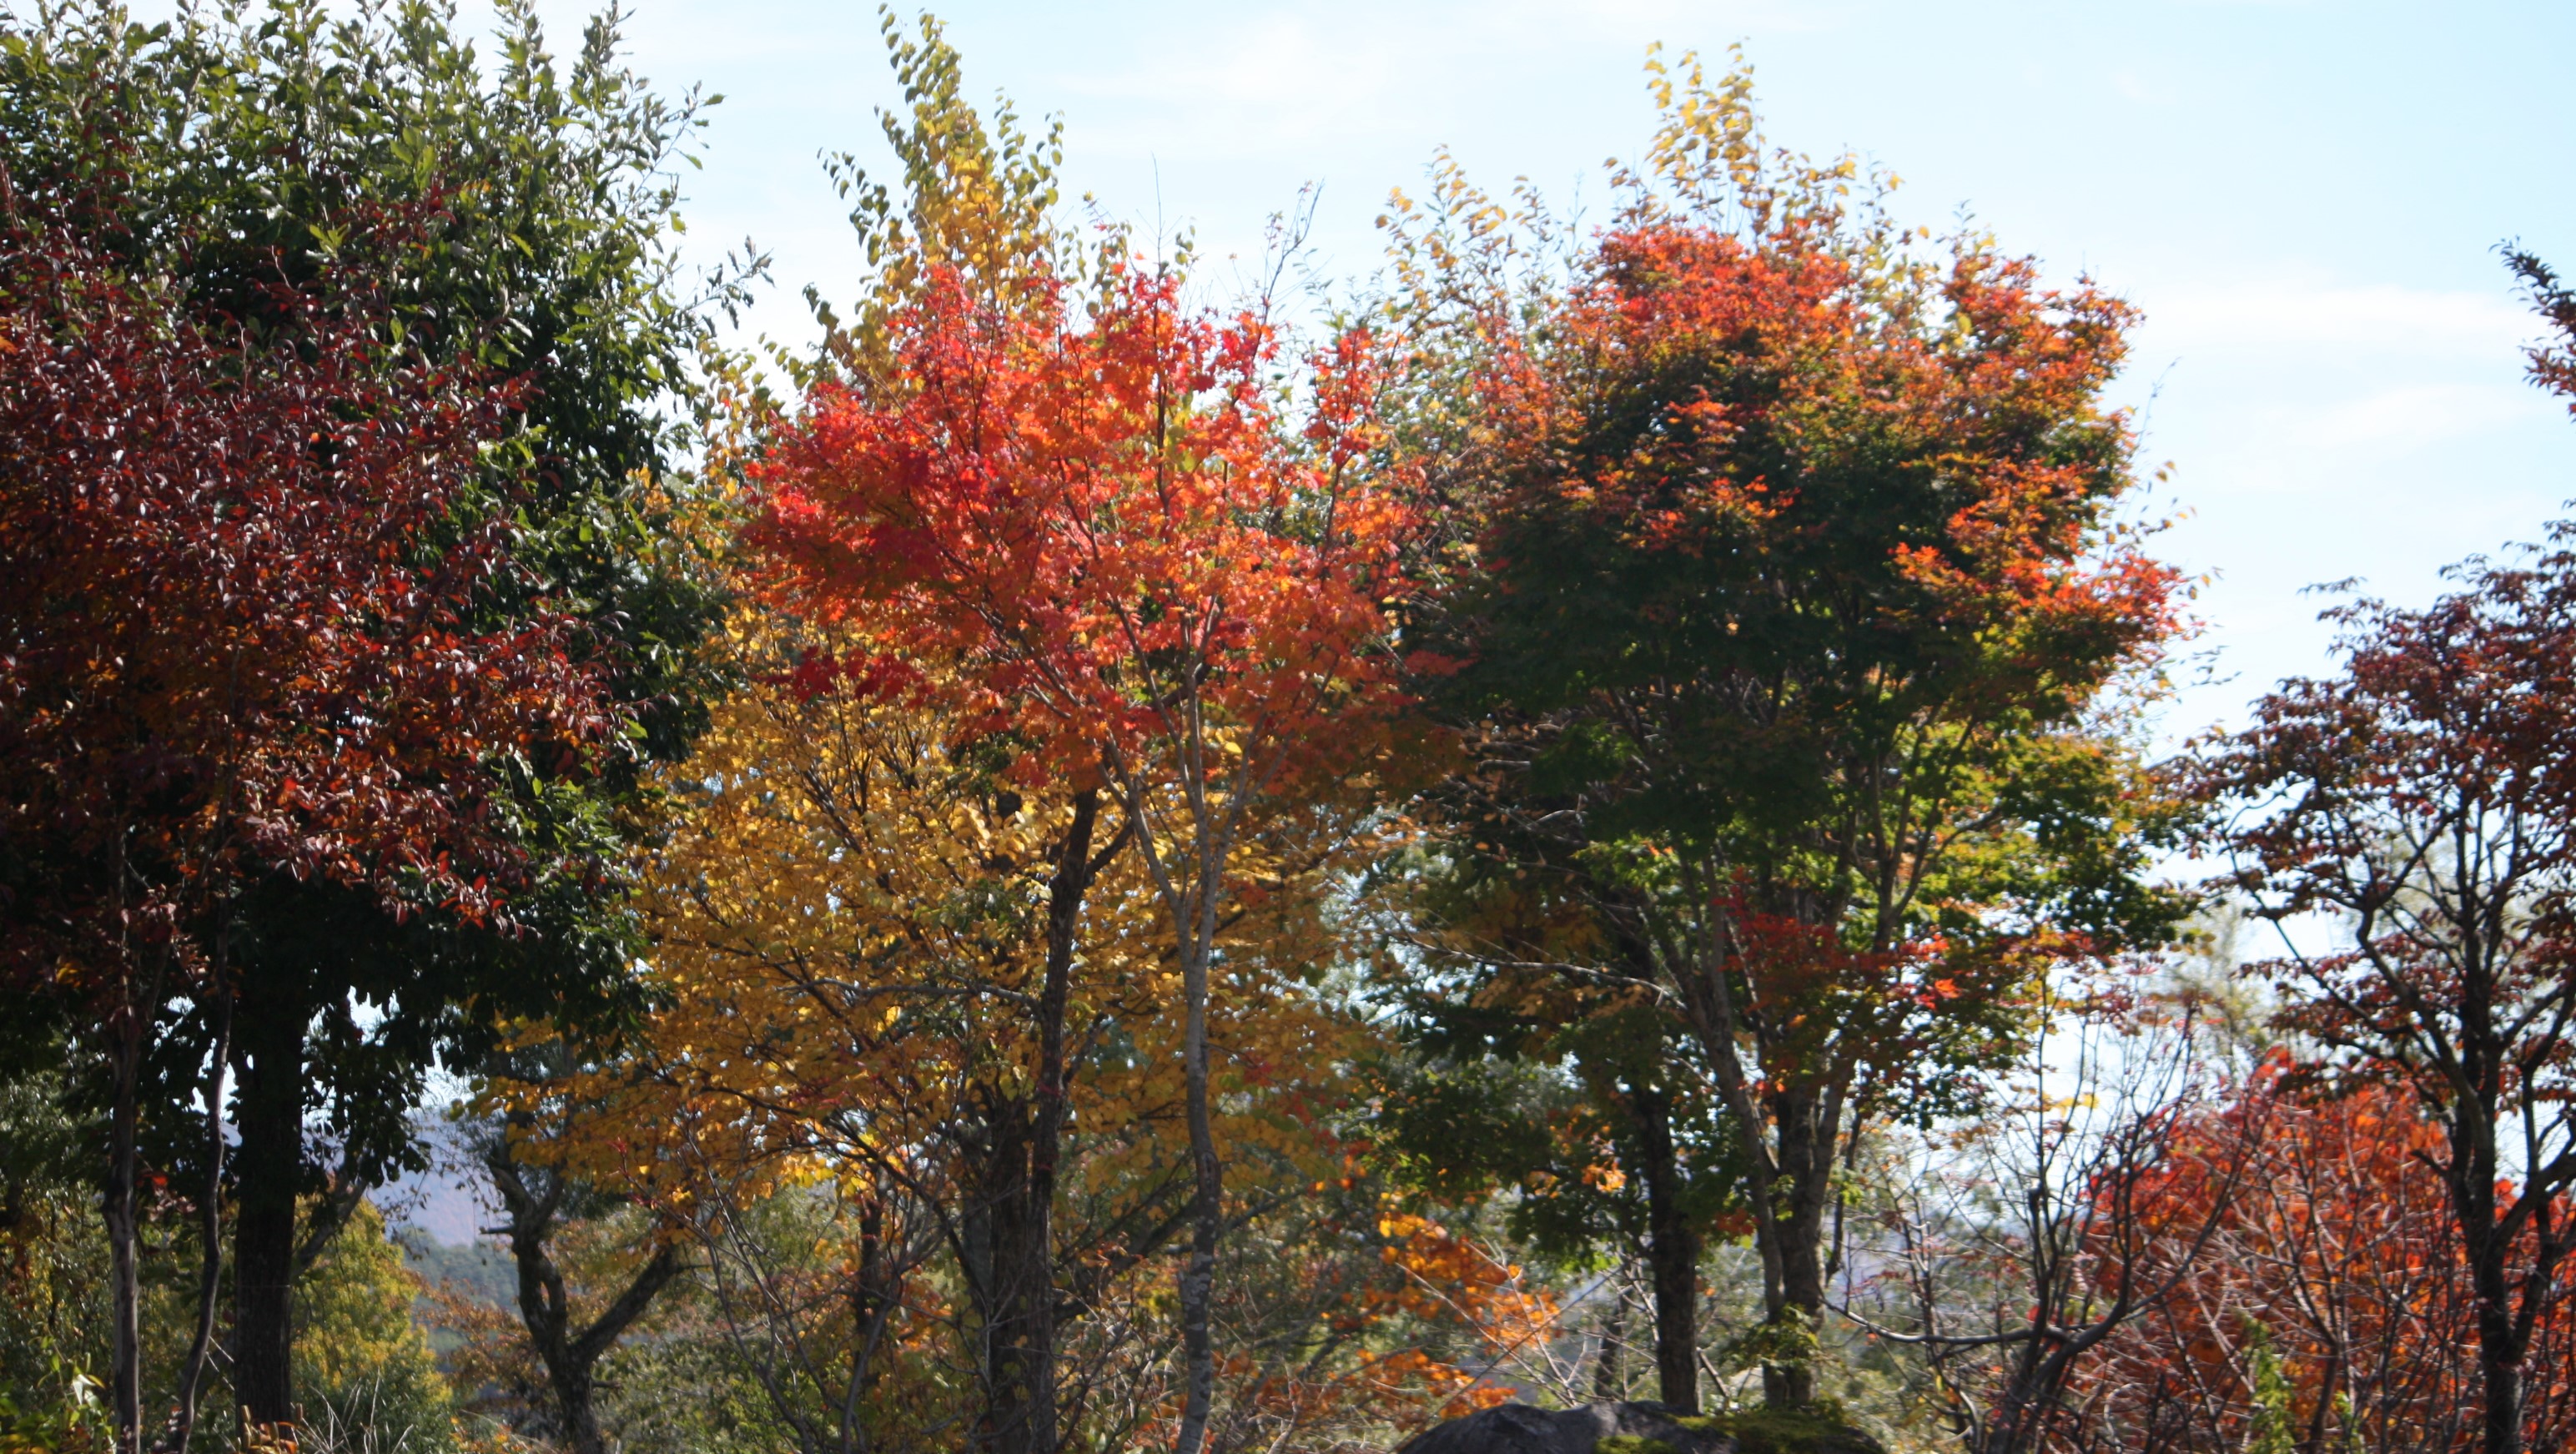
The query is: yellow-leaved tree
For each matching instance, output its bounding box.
[477,18,1572,1454]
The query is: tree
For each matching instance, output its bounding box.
[1382,848,1746,1411]
[0,199,611,1452]
[2201,541,2576,1454]
[2078,1068,2576,1454]
[751,240,1417,1451]
[0,0,742,1422]
[1388,51,2189,1409]
[544,611,1183,1454]
[479,1124,687,1454]
[1845,982,2251,1454]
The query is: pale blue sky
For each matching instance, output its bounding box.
[481,0,2576,742]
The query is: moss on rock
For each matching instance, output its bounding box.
[1595,1439,1684,1454]
[1612,1409,1881,1454]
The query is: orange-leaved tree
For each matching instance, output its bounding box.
[1387,51,2191,1409]
[2199,545,2576,1454]
[751,255,1418,1451]
[489,610,1517,1454]
[2079,1065,2576,1454]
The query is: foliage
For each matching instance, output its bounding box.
[751,105,1422,1446]
[486,597,1526,1452]
[2077,1069,2576,1454]
[1382,46,2191,1411]
[298,1202,460,1454]
[2,0,742,1433]
[0,163,619,1446]
[2199,526,2576,1454]
[0,1072,105,1445]
[0,177,603,1027]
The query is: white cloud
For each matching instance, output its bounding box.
[2144,279,2537,355]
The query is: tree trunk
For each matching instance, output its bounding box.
[983,790,1104,1454]
[105,1012,144,1454]
[1760,1085,1833,1411]
[171,983,235,1454]
[489,1134,685,1454]
[232,993,307,1428]
[982,1102,1052,1454]
[2453,1109,2527,1454]
[841,1198,892,1454]
[1673,915,1826,1413]
[1630,1084,1701,1413]
[1172,936,1220,1454]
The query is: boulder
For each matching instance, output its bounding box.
[1391,1401,1734,1454]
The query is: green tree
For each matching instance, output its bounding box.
[1383,842,1746,1411]
[296,1200,459,1454]
[1386,52,2191,1409]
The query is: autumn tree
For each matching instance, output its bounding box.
[0,197,612,1452]
[0,0,743,1424]
[551,616,1180,1454]
[2191,254,2576,1448]
[752,193,1416,1451]
[1387,51,2190,1409]
[1381,853,1745,1411]
[2068,1067,2576,1454]
[2201,541,2576,1454]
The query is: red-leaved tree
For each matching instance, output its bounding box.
[0,199,614,1453]
[2080,1067,2576,1454]
[2201,559,2576,1454]
[752,258,1416,1454]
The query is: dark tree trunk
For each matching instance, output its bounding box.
[2452,1104,2528,1454]
[105,1012,144,1454]
[841,1198,893,1454]
[982,790,1105,1454]
[1760,1085,1833,1411]
[232,992,307,1428]
[982,1104,1049,1454]
[1629,1084,1701,1413]
[487,1136,684,1454]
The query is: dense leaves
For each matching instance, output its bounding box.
[753,243,1419,1453]
[8,13,2574,1454]
[0,191,615,1451]
[1386,52,2193,1412]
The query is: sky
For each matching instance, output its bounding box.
[444,0,2576,744]
[378,0,2574,1241]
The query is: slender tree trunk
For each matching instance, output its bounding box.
[1173,933,1220,1454]
[841,1198,890,1454]
[994,790,1104,1454]
[1673,913,1814,1411]
[1631,1084,1701,1413]
[1592,1272,1633,1403]
[171,981,235,1454]
[232,993,306,1428]
[106,1009,145,1454]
